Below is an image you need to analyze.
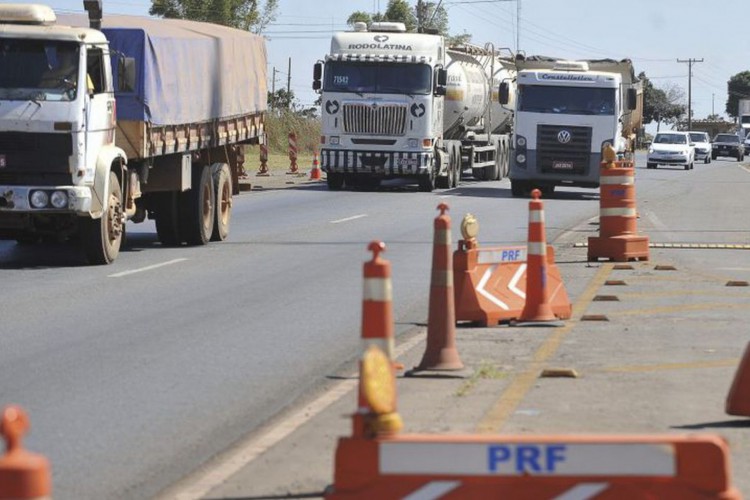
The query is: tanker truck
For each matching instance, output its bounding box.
[500,56,642,197]
[0,2,266,263]
[312,22,516,191]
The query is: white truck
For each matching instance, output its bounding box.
[0,2,266,264]
[500,56,642,196]
[312,22,516,192]
[738,98,750,134]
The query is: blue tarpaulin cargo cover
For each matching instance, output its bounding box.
[57,14,267,126]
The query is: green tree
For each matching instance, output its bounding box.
[150,0,278,33]
[639,72,685,131]
[415,1,447,33]
[384,0,417,31]
[726,71,750,119]
[268,88,295,111]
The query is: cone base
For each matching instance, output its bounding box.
[588,235,650,262]
[511,319,565,328]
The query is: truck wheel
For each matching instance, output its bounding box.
[451,144,460,188]
[326,173,344,190]
[155,192,182,246]
[646,162,656,169]
[82,171,123,265]
[181,165,215,246]
[211,163,232,241]
[435,161,451,189]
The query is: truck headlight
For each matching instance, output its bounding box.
[50,190,69,209]
[329,136,340,145]
[516,153,526,164]
[408,138,419,148]
[517,137,526,147]
[30,190,49,208]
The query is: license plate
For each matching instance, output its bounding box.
[397,158,418,167]
[552,160,573,170]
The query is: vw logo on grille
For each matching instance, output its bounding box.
[374,35,389,42]
[557,130,572,144]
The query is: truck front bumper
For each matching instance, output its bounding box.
[321,149,432,176]
[0,185,93,214]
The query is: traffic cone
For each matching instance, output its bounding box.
[515,189,563,327]
[354,241,401,437]
[256,143,270,176]
[0,406,51,499]
[410,203,464,374]
[310,150,322,180]
[726,342,750,417]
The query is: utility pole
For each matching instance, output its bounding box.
[677,57,703,130]
[516,0,520,53]
[712,93,715,116]
[287,57,291,97]
[271,67,277,110]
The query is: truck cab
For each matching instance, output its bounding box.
[0,3,127,262]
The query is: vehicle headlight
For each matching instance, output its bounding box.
[408,138,419,148]
[50,190,68,209]
[648,147,654,154]
[516,153,526,164]
[329,136,340,145]
[30,190,49,208]
[517,137,526,147]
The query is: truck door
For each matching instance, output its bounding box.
[84,44,116,168]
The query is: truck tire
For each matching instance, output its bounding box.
[154,192,182,246]
[451,143,460,188]
[181,164,215,246]
[211,163,232,242]
[326,173,344,190]
[82,171,123,265]
[418,153,437,192]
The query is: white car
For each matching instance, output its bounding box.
[743,132,750,156]
[688,131,711,164]
[647,131,695,170]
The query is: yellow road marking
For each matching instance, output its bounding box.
[475,264,613,433]
[602,359,739,373]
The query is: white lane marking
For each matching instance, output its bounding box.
[476,264,510,310]
[403,481,461,500]
[161,333,424,500]
[330,214,368,224]
[552,483,609,500]
[108,258,188,278]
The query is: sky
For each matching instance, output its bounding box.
[17,0,749,134]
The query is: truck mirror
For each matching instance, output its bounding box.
[627,88,637,111]
[434,68,447,96]
[118,56,136,92]
[498,81,509,105]
[313,62,322,91]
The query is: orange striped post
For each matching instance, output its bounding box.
[411,203,463,373]
[256,143,269,176]
[0,406,51,500]
[287,132,299,174]
[515,189,562,326]
[588,145,649,261]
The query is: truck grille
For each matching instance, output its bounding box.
[343,103,407,136]
[537,125,592,175]
[0,132,72,185]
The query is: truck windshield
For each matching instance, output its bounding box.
[324,61,431,95]
[0,39,79,102]
[518,85,615,115]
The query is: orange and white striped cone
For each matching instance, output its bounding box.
[726,342,750,417]
[310,150,322,180]
[354,241,400,437]
[0,406,51,500]
[256,143,270,176]
[515,189,563,327]
[411,203,464,374]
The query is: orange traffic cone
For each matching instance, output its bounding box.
[256,143,270,176]
[310,150,322,180]
[726,342,750,417]
[0,406,51,499]
[515,189,563,327]
[410,203,464,374]
[355,241,401,436]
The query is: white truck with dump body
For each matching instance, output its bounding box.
[0,2,266,264]
[501,56,642,196]
[738,98,750,134]
[313,22,516,192]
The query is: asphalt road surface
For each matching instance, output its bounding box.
[1,152,748,499]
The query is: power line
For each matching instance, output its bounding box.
[677,58,704,129]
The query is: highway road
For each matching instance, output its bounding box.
[1,152,749,499]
